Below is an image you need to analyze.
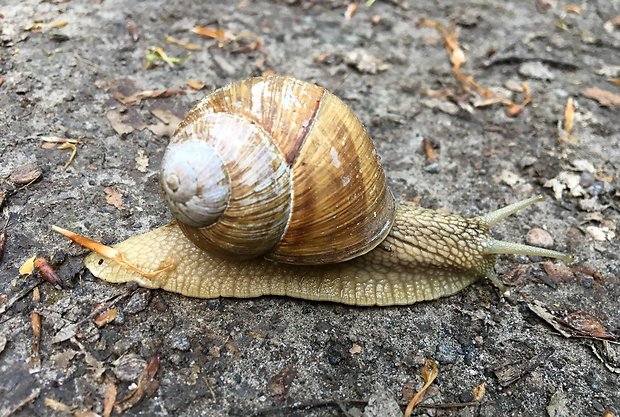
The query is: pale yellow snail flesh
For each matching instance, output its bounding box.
[53,196,571,306]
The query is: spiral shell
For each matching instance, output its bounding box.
[161,76,394,264]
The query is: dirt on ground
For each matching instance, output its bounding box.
[1,0,619,416]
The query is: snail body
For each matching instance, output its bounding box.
[55,76,571,306]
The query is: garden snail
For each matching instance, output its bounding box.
[54,76,572,306]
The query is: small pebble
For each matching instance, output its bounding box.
[526,228,554,248]
[519,156,537,169]
[170,333,191,351]
[459,391,475,402]
[518,61,555,80]
[579,171,595,188]
[124,290,151,314]
[436,340,460,364]
[327,348,342,365]
[579,197,603,212]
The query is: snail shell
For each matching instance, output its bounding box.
[161,76,395,264]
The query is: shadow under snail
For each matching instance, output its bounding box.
[54,76,572,306]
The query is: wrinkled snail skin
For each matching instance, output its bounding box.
[58,76,572,306]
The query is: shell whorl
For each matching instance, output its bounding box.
[163,113,292,259]
[161,140,229,228]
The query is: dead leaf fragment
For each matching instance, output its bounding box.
[106,110,142,137]
[543,261,574,283]
[19,255,36,275]
[127,21,139,41]
[103,376,117,417]
[104,186,124,210]
[535,0,552,13]
[344,3,358,20]
[267,366,298,400]
[192,25,233,45]
[135,150,149,173]
[561,96,575,139]
[494,348,554,387]
[34,257,63,287]
[472,382,486,401]
[564,5,582,14]
[114,352,160,413]
[165,35,201,51]
[562,310,615,340]
[94,307,117,327]
[582,87,620,106]
[404,359,438,417]
[40,137,80,170]
[44,398,72,412]
[422,137,438,162]
[349,343,362,354]
[145,46,185,68]
[343,48,389,74]
[186,79,206,90]
[8,163,42,185]
[113,87,184,105]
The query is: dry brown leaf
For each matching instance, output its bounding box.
[562,310,615,340]
[94,307,118,327]
[104,186,124,210]
[165,35,201,51]
[472,382,486,401]
[563,97,575,134]
[34,257,63,287]
[44,398,72,412]
[8,163,42,185]
[127,21,138,41]
[113,87,184,105]
[543,261,575,283]
[404,359,439,417]
[103,376,117,417]
[564,5,582,14]
[192,25,234,45]
[345,3,358,20]
[19,255,36,275]
[114,352,160,413]
[583,87,620,106]
[267,366,298,400]
[535,0,552,13]
[186,79,206,90]
[0,76,4,88]
[422,137,438,162]
[609,78,620,87]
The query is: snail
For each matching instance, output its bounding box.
[54,76,572,306]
